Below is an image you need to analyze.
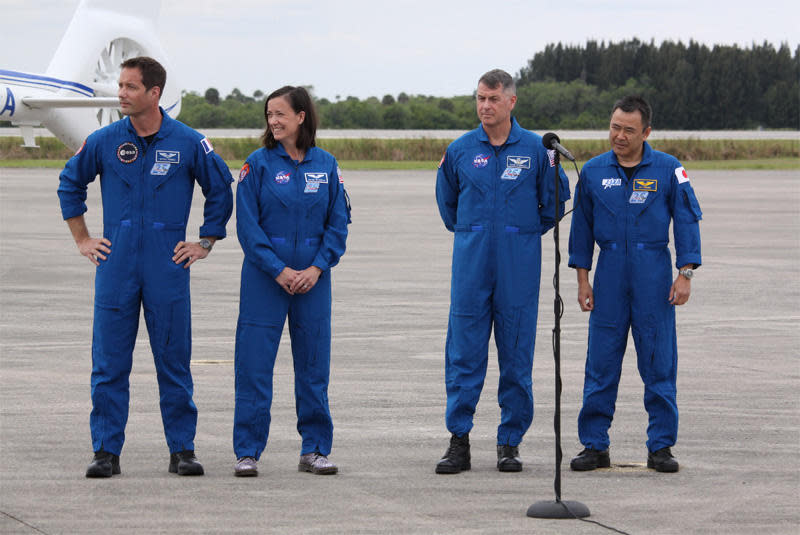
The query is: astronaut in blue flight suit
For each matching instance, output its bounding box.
[434,69,569,474]
[232,86,349,477]
[58,57,233,478]
[568,96,702,473]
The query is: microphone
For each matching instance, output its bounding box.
[542,132,575,162]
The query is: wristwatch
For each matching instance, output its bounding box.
[678,268,693,280]
[199,238,213,251]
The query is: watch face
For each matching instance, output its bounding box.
[681,269,693,279]
[200,239,211,249]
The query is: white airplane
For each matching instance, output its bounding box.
[0,0,181,151]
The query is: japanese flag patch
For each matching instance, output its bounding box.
[675,166,690,184]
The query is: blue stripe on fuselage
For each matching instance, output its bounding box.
[0,69,94,97]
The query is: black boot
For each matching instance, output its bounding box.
[435,433,471,474]
[496,444,522,472]
[85,450,120,478]
[647,447,679,473]
[169,450,204,476]
[569,447,610,471]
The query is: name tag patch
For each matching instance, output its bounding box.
[305,172,328,184]
[506,156,531,169]
[304,181,320,193]
[501,167,521,180]
[155,150,180,164]
[629,191,649,204]
[151,163,171,175]
[633,178,657,191]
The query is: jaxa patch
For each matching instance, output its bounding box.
[200,137,213,154]
[150,162,171,175]
[238,163,250,183]
[633,178,657,192]
[305,172,328,184]
[602,178,622,189]
[275,171,290,184]
[675,166,690,184]
[116,142,138,163]
[473,154,490,168]
[304,181,320,193]
[501,167,521,180]
[629,191,649,204]
[156,150,180,164]
[506,156,531,169]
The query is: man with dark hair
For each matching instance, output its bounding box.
[568,95,702,473]
[434,68,569,474]
[58,56,233,477]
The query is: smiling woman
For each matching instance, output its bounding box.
[231,85,352,478]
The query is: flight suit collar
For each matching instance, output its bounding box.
[477,117,522,146]
[121,107,174,142]
[275,143,318,164]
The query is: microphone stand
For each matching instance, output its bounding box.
[527,148,590,520]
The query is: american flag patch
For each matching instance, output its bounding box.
[547,149,556,167]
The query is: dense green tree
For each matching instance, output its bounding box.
[204,87,220,106]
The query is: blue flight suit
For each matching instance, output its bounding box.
[58,109,234,456]
[233,144,349,459]
[436,118,570,446]
[568,141,702,452]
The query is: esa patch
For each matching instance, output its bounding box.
[156,150,180,164]
[304,181,320,193]
[506,156,531,169]
[675,166,690,184]
[150,162,171,175]
[305,172,328,184]
[501,167,521,180]
[116,142,138,163]
[602,178,622,189]
[238,163,250,183]
[629,191,649,204]
[473,154,490,168]
[275,171,290,184]
[200,137,213,154]
[633,178,657,192]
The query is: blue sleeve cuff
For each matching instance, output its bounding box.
[199,225,227,239]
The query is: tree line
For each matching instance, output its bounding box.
[177,40,797,131]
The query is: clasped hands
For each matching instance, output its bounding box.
[276,266,322,295]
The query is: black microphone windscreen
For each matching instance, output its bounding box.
[542,132,560,150]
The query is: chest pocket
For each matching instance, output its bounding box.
[151,162,192,223]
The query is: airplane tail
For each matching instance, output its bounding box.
[41,0,181,149]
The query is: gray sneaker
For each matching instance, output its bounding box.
[235,456,258,477]
[298,452,338,475]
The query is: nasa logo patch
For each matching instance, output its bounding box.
[275,171,291,184]
[473,154,490,168]
[117,142,138,163]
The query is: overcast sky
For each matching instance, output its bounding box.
[2,0,798,100]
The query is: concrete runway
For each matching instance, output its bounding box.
[0,166,798,534]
